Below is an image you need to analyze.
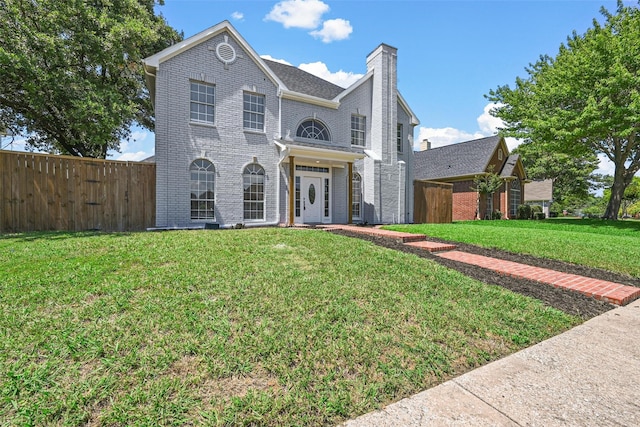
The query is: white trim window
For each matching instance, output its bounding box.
[352,173,362,220]
[296,119,330,141]
[243,163,265,220]
[190,159,215,220]
[510,179,521,218]
[190,82,215,124]
[397,123,404,153]
[351,115,365,146]
[243,92,265,131]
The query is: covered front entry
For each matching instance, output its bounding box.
[275,140,364,226]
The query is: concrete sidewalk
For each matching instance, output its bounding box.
[342,301,640,426]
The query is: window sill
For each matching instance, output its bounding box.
[243,129,266,135]
[189,121,216,129]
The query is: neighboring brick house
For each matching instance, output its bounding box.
[414,136,527,220]
[142,21,419,228]
[524,179,553,217]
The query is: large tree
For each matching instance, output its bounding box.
[512,142,600,209]
[0,0,182,158]
[488,1,640,219]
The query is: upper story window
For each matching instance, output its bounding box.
[498,148,504,161]
[190,82,215,124]
[351,115,365,146]
[397,123,404,153]
[296,119,330,142]
[243,92,265,131]
[190,159,215,220]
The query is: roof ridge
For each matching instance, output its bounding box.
[262,58,345,92]
[420,135,500,152]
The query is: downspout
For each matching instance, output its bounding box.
[247,91,284,228]
[398,160,405,224]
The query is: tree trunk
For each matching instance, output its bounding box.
[604,180,624,220]
[603,160,634,220]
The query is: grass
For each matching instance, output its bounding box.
[386,218,640,278]
[0,228,579,426]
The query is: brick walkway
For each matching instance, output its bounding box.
[438,251,640,306]
[324,224,640,306]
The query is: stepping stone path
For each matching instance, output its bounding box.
[321,225,640,306]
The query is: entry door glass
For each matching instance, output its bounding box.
[302,177,322,223]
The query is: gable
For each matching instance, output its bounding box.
[143,21,284,107]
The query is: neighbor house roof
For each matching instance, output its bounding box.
[263,59,345,101]
[525,179,553,201]
[414,135,503,181]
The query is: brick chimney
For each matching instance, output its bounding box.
[420,139,431,151]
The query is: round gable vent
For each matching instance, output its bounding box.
[216,35,236,66]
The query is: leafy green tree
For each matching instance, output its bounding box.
[604,176,640,217]
[471,165,504,219]
[488,1,640,220]
[512,143,600,208]
[0,0,182,158]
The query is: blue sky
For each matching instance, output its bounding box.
[2,0,630,175]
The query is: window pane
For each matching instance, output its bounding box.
[190,159,215,219]
[243,163,265,220]
[243,92,265,131]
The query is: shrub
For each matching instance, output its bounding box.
[491,210,503,220]
[581,205,604,218]
[534,212,546,220]
[517,204,533,219]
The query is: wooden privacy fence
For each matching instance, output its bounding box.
[414,180,453,224]
[1,150,155,233]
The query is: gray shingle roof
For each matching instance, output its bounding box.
[414,135,502,181]
[500,154,520,178]
[263,59,345,100]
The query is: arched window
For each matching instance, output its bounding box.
[243,163,265,220]
[190,159,215,219]
[352,173,362,220]
[296,119,330,141]
[510,178,521,218]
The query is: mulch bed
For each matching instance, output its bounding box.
[329,230,639,319]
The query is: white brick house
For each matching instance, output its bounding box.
[143,21,419,228]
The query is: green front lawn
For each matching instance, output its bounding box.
[0,229,578,425]
[386,218,640,278]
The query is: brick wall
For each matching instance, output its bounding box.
[153,27,416,227]
[452,180,477,221]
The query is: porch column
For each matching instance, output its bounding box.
[288,156,295,226]
[348,162,353,224]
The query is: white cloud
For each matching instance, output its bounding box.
[260,55,292,66]
[595,153,616,176]
[415,102,522,151]
[309,18,352,43]
[477,103,503,135]
[231,11,244,21]
[299,61,363,88]
[415,127,485,151]
[117,151,150,162]
[265,0,329,29]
